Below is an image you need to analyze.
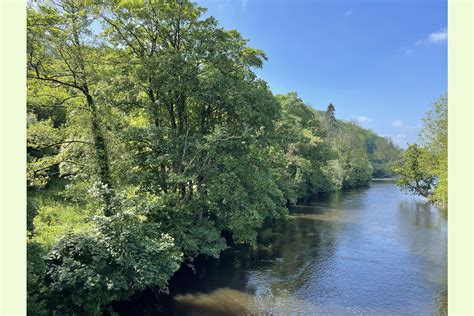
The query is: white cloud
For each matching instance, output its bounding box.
[395,134,407,138]
[241,0,249,7]
[416,28,447,45]
[345,10,352,16]
[429,30,447,43]
[392,120,403,128]
[357,116,371,123]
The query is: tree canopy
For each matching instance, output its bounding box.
[27,1,403,314]
[393,94,447,207]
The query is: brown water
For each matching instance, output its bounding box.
[116,180,447,315]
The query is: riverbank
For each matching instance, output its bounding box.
[111,182,447,315]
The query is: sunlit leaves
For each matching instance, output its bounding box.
[393,144,436,198]
[26,1,408,314]
[44,212,182,314]
[393,95,447,206]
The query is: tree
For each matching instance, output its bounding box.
[420,94,447,205]
[392,94,447,206]
[44,213,182,315]
[393,144,436,198]
[324,103,336,128]
[273,93,332,201]
[95,0,286,250]
[328,123,373,188]
[26,1,406,313]
[27,0,115,215]
[363,130,401,178]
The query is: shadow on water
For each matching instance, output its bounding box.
[112,182,447,315]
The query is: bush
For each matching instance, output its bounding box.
[43,213,182,315]
[27,241,48,316]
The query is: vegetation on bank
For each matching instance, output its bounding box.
[27,1,401,314]
[392,95,447,207]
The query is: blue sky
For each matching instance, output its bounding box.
[196,0,447,148]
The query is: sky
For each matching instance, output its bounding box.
[196,0,447,148]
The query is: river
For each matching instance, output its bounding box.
[114,180,447,315]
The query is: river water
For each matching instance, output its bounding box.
[116,180,447,315]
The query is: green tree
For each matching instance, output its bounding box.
[392,94,447,206]
[363,130,401,178]
[393,144,436,198]
[27,1,115,215]
[329,123,373,188]
[25,1,408,314]
[274,93,332,201]
[44,213,182,315]
[97,0,285,250]
[420,94,447,205]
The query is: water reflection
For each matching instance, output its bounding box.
[115,182,447,315]
[173,288,255,316]
[172,287,395,315]
[398,200,447,230]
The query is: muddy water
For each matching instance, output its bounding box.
[118,180,447,315]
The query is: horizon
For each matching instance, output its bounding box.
[196,0,447,148]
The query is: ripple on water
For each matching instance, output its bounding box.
[173,287,410,316]
[126,182,447,315]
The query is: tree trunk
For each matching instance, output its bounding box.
[86,94,114,216]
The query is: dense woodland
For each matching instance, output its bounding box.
[26,1,407,314]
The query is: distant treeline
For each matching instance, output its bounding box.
[26,1,401,314]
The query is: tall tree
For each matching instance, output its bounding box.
[420,94,447,205]
[97,0,285,249]
[99,0,270,196]
[27,0,115,215]
[325,103,336,127]
[25,2,408,314]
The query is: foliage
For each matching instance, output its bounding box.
[273,93,331,202]
[420,94,448,205]
[26,1,405,314]
[393,144,436,198]
[27,197,39,233]
[27,0,116,215]
[31,202,96,250]
[27,242,48,316]
[363,130,401,178]
[44,213,182,315]
[328,122,373,188]
[392,95,447,206]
